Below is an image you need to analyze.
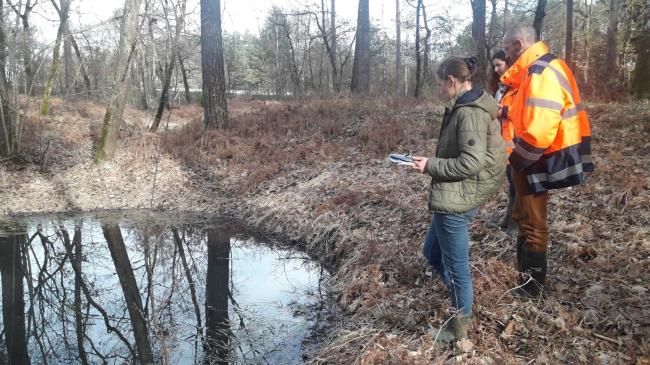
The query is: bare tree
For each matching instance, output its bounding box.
[0,0,18,160]
[330,0,338,91]
[314,0,340,92]
[63,4,73,96]
[6,0,37,94]
[566,0,574,70]
[471,0,487,87]
[632,0,650,97]
[150,0,187,133]
[421,2,433,90]
[533,0,547,41]
[40,0,72,115]
[70,34,92,93]
[94,0,142,162]
[178,52,192,103]
[351,0,370,94]
[201,0,228,129]
[415,0,422,98]
[395,0,401,96]
[606,0,619,92]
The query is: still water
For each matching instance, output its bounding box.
[0,211,326,364]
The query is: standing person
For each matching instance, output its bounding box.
[411,56,506,342]
[490,51,517,234]
[500,25,593,297]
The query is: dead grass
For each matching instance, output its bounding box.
[3,96,648,364]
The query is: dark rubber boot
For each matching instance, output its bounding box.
[433,314,472,343]
[514,243,547,298]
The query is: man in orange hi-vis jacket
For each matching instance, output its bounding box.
[500,25,594,297]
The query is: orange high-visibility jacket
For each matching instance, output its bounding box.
[500,41,593,192]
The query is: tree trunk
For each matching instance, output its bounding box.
[63,1,74,97]
[351,0,370,94]
[395,0,401,97]
[203,229,230,364]
[565,0,574,70]
[0,0,17,159]
[17,2,35,95]
[70,34,92,93]
[471,0,487,87]
[632,0,650,98]
[280,17,302,95]
[0,0,6,89]
[422,2,432,95]
[178,53,192,103]
[201,0,229,129]
[102,224,153,365]
[415,0,422,98]
[150,0,187,133]
[40,0,71,115]
[321,0,339,92]
[606,0,619,93]
[533,0,547,41]
[94,0,142,162]
[487,0,497,61]
[0,233,30,365]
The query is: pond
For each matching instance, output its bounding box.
[0,211,328,364]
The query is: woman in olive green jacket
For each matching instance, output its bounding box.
[412,56,506,343]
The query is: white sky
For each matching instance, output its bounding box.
[29,0,471,44]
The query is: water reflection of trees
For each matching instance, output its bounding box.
[0,218,319,364]
[0,231,30,364]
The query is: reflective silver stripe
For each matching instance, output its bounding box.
[581,154,593,164]
[506,141,516,149]
[527,163,584,184]
[561,103,584,119]
[533,60,576,100]
[513,143,543,161]
[526,97,563,111]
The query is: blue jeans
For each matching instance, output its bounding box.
[423,210,477,315]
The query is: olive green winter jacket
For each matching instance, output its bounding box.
[424,88,507,214]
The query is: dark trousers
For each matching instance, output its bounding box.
[506,166,516,200]
[511,169,549,253]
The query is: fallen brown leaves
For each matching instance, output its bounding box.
[2,96,648,364]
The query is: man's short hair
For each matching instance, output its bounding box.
[504,24,537,45]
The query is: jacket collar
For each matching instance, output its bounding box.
[445,88,483,111]
[500,41,549,89]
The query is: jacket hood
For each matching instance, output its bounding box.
[500,41,549,89]
[448,88,499,120]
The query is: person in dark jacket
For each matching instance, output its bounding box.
[490,50,518,234]
[411,56,506,343]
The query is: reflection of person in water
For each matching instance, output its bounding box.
[204,229,231,364]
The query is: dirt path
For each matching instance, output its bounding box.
[1,97,648,364]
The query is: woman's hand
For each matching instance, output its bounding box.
[412,156,428,173]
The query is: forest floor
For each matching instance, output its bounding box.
[1,96,649,364]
